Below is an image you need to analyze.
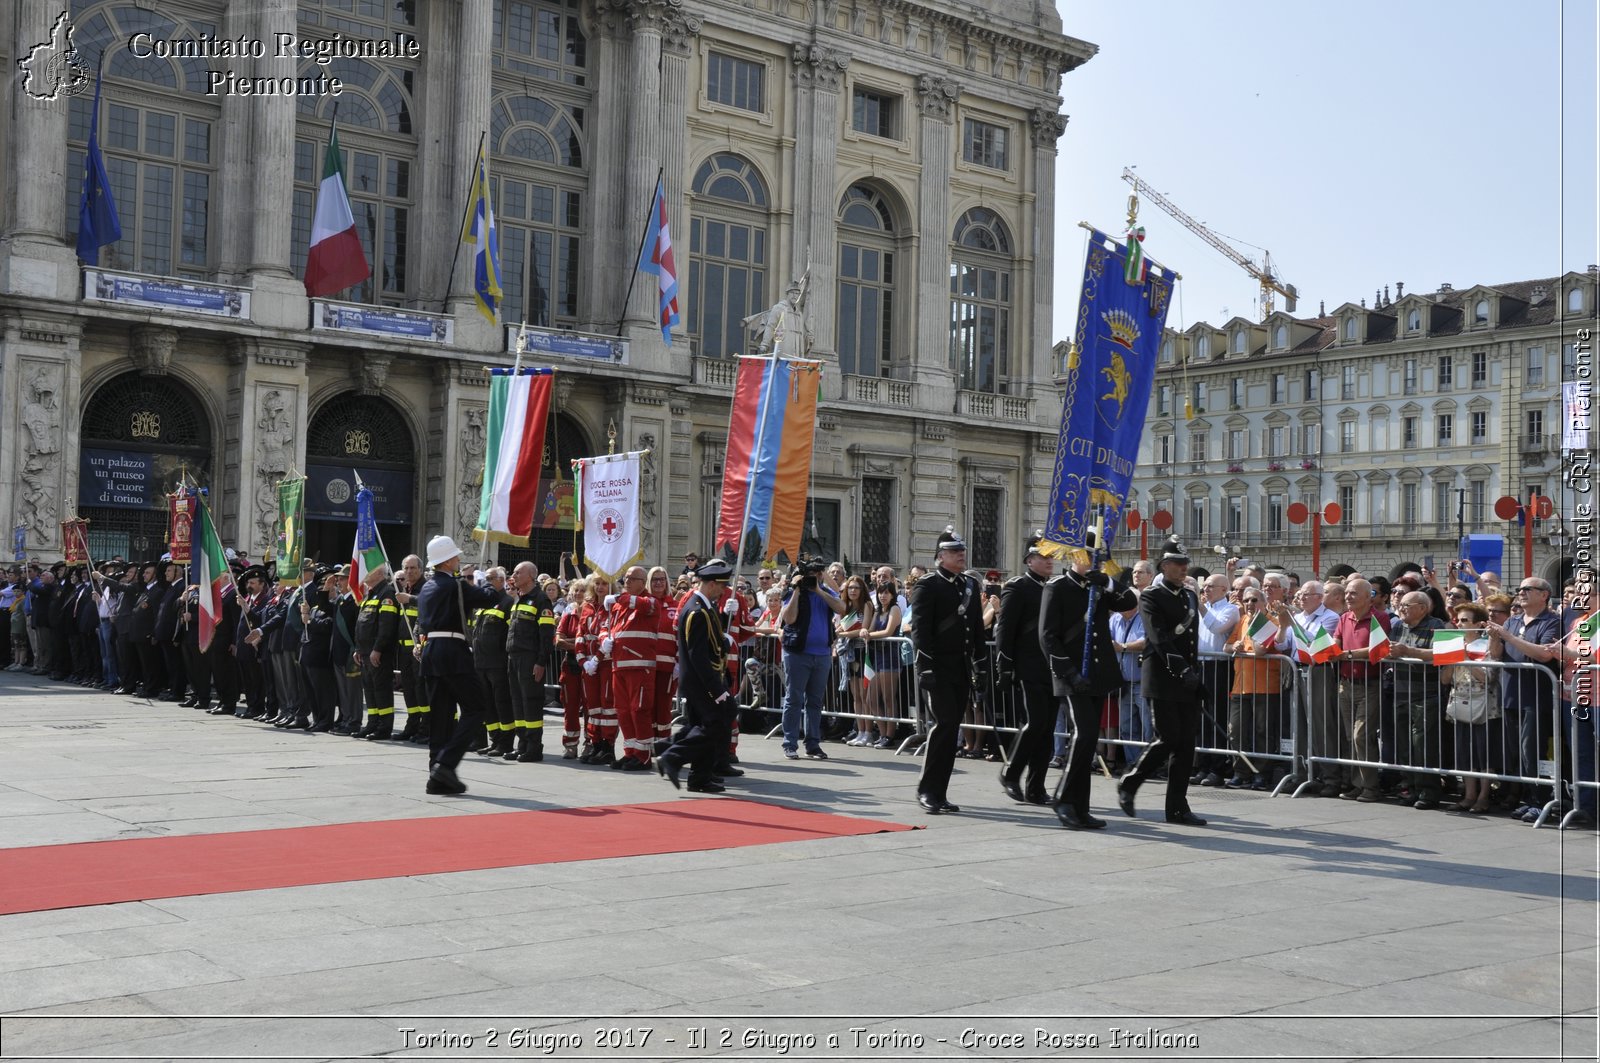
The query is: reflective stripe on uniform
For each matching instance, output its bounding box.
[479,608,507,620]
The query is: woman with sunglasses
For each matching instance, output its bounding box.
[1442,601,1497,812]
[861,581,905,749]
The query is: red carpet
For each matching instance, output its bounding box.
[0,799,915,916]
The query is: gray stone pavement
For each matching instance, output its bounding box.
[0,671,1595,1062]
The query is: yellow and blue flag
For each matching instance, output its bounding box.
[463,143,502,323]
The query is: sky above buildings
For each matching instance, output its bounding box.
[1051,0,1598,340]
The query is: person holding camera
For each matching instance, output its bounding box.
[911,529,986,813]
[778,557,849,760]
[1116,537,1208,826]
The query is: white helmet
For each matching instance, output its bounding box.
[426,535,462,567]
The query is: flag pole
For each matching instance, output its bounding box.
[617,166,665,337]
[443,130,489,313]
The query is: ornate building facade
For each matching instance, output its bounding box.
[1120,273,1597,584]
[0,0,1093,574]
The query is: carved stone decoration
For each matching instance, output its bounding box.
[661,11,701,54]
[877,10,893,44]
[791,44,850,92]
[1030,106,1068,148]
[1017,50,1034,86]
[963,35,976,70]
[625,0,680,34]
[849,1,865,35]
[930,23,948,58]
[552,374,577,413]
[356,353,393,396]
[18,366,62,541]
[130,325,177,376]
[457,406,488,545]
[254,388,295,551]
[638,432,658,557]
[921,421,948,442]
[902,13,920,51]
[916,74,961,121]
[822,0,840,26]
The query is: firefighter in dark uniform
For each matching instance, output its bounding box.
[354,564,401,740]
[1041,537,1136,830]
[471,567,516,757]
[395,554,429,744]
[506,560,555,762]
[1116,537,1208,826]
[657,558,737,794]
[994,532,1058,806]
[417,535,502,795]
[911,529,986,814]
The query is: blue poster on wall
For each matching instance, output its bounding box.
[79,449,157,509]
[305,464,414,524]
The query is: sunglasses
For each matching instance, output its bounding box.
[1242,597,1262,604]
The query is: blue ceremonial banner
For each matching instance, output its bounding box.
[1043,228,1175,554]
[355,484,378,552]
[13,525,25,562]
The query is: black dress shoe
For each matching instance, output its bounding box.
[917,793,944,815]
[425,765,468,795]
[1054,804,1105,831]
[307,722,333,733]
[657,755,683,790]
[686,779,726,794]
[714,765,745,777]
[1024,791,1051,806]
[517,746,543,762]
[1165,810,1208,826]
[999,769,1027,803]
[1116,783,1137,818]
[938,800,961,813]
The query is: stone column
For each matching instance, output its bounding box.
[1028,107,1066,402]
[224,338,310,556]
[448,0,497,351]
[428,360,489,549]
[413,0,459,310]
[0,310,83,556]
[213,1,256,280]
[245,0,307,328]
[621,0,671,338]
[790,44,849,370]
[578,0,630,336]
[660,12,699,357]
[2,0,76,299]
[914,75,961,413]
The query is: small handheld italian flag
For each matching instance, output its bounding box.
[1577,611,1600,650]
[1431,629,1467,665]
[1245,612,1278,649]
[1367,616,1392,663]
[1291,618,1341,664]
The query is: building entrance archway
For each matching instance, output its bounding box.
[303,393,418,568]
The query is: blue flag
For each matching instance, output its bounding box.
[1042,229,1175,554]
[76,63,122,265]
[463,143,502,323]
[355,485,377,552]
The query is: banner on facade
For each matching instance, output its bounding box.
[504,325,627,365]
[305,463,413,524]
[84,269,249,319]
[1564,380,1591,452]
[714,357,823,564]
[1041,228,1175,556]
[80,448,158,509]
[312,300,453,344]
[61,518,91,564]
[572,451,644,582]
[274,478,306,585]
[168,487,197,564]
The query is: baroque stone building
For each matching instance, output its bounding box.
[0,0,1093,575]
[1118,273,1598,584]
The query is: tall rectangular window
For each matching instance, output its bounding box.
[961,119,1009,170]
[1268,426,1285,457]
[1471,411,1488,443]
[851,88,899,139]
[1470,480,1487,525]
[1404,359,1418,394]
[1188,497,1206,537]
[1340,421,1355,453]
[1228,496,1245,536]
[1472,351,1488,387]
[1227,429,1245,460]
[1526,346,1545,385]
[707,52,765,112]
[1341,365,1356,400]
[1231,378,1244,409]
[1437,413,1453,445]
[1403,416,1418,448]
[1157,384,1171,416]
[970,487,1002,569]
[1158,434,1173,464]
[291,138,412,303]
[1526,408,1544,442]
[1267,494,1284,536]
[1272,373,1285,404]
[802,498,840,563]
[1339,485,1356,531]
[1302,424,1320,455]
[1303,368,1319,401]
[1438,355,1454,391]
[1435,482,1452,531]
[1402,483,1418,530]
[496,177,583,328]
[1189,431,1208,465]
[859,477,893,562]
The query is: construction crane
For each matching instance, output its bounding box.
[1121,167,1298,319]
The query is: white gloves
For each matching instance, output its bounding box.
[603,594,617,609]
[723,596,740,616]
[583,656,599,675]
[600,636,614,655]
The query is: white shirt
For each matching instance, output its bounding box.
[1198,595,1239,656]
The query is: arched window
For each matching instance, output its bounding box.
[689,154,769,359]
[1197,334,1210,359]
[293,61,419,304]
[1474,298,1489,323]
[63,4,219,277]
[950,208,1013,394]
[836,185,897,377]
[1344,318,1358,340]
[1232,331,1245,354]
[1407,309,1421,331]
[1274,324,1288,348]
[1571,288,1586,313]
[490,95,587,327]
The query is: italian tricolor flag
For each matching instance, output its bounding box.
[474,368,555,546]
[350,536,385,606]
[1367,616,1392,663]
[303,123,370,298]
[1432,629,1467,665]
[1245,613,1278,648]
[195,497,231,652]
[1291,618,1341,664]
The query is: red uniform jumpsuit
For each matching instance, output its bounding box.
[651,591,680,749]
[606,591,659,765]
[579,600,616,760]
[554,605,585,754]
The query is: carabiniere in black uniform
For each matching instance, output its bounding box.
[417,536,501,796]
[911,529,985,814]
[994,532,1058,806]
[656,558,737,794]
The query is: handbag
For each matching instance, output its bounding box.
[1444,667,1494,725]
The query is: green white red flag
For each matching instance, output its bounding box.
[303,122,369,297]
[1431,629,1467,665]
[1367,616,1391,663]
[195,496,230,652]
[475,367,555,546]
[1245,612,1278,648]
[1291,618,1341,664]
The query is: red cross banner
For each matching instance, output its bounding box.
[572,450,645,582]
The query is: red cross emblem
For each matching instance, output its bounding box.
[602,514,618,536]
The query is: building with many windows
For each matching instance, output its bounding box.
[1122,273,1597,584]
[1,0,1093,574]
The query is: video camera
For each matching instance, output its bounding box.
[791,557,827,590]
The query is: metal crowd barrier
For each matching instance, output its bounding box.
[1561,663,1599,829]
[1295,656,1565,826]
[747,633,926,754]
